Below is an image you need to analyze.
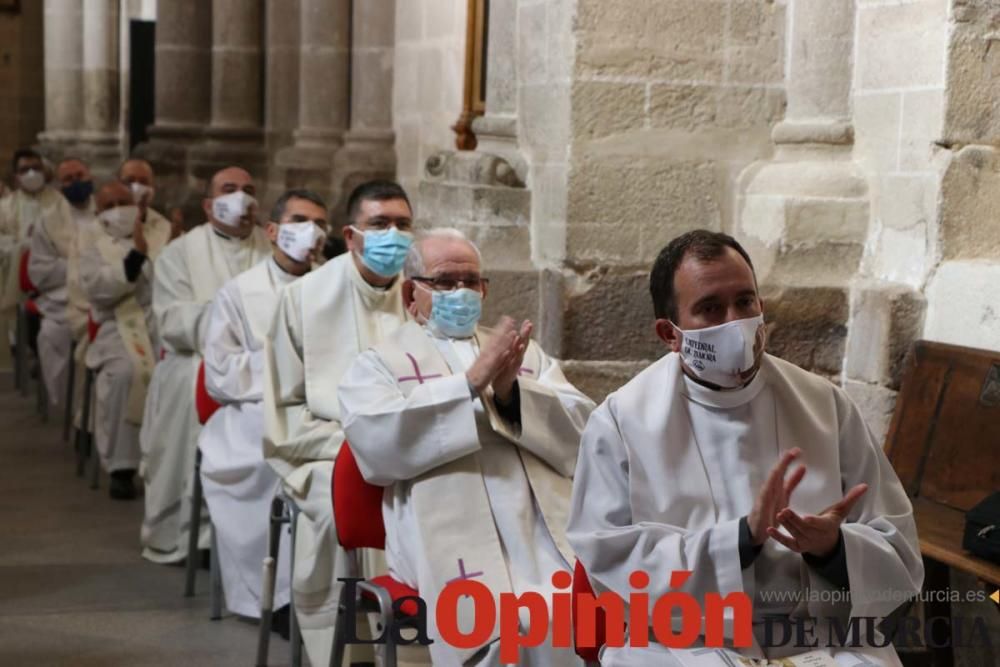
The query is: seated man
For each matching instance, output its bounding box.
[0,149,61,358]
[263,180,416,666]
[27,157,93,408]
[339,228,595,666]
[567,230,923,666]
[140,165,270,563]
[198,189,329,630]
[79,181,171,499]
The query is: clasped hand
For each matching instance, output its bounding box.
[465,316,532,404]
[747,448,868,558]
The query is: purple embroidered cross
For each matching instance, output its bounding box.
[517,367,535,377]
[397,353,443,385]
[447,558,484,584]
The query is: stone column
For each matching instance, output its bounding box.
[735,0,872,380]
[332,0,397,201]
[147,0,211,140]
[208,0,263,134]
[39,0,85,156]
[275,0,351,195]
[136,0,212,217]
[78,0,122,173]
[262,0,302,204]
[188,0,267,181]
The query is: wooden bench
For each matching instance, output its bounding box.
[883,340,1000,664]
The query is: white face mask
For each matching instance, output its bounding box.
[674,314,765,388]
[212,190,256,229]
[18,169,45,194]
[98,205,140,239]
[276,221,326,263]
[129,182,154,205]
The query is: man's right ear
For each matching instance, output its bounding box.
[654,318,682,354]
[265,221,279,243]
[202,197,213,222]
[402,279,416,311]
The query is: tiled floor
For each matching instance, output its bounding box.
[0,372,293,666]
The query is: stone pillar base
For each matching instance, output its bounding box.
[38,130,123,180]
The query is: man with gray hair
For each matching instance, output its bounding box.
[339,228,595,666]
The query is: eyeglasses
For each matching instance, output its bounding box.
[412,276,489,292]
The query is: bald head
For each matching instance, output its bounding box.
[208,166,255,199]
[95,181,133,213]
[119,158,154,187]
[203,166,257,238]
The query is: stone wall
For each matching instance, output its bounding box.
[393,0,468,200]
[561,0,787,398]
[0,3,44,182]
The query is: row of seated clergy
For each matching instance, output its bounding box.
[0,151,177,500]
[330,229,920,666]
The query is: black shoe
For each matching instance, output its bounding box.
[271,604,291,641]
[109,469,137,500]
[199,548,211,571]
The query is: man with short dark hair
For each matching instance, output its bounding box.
[198,188,329,628]
[140,166,271,563]
[567,230,923,665]
[262,179,415,665]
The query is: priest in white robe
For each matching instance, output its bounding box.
[339,228,595,666]
[140,166,270,563]
[0,149,62,363]
[567,230,924,667]
[262,180,415,665]
[80,181,171,499]
[199,188,330,625]
[26,157,93,409]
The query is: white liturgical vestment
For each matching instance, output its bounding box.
[262,251,407,667]
[140,222,270,563]
[339,321,596,667]
[566,352,924,667]
[198,257,298,618]
[27,197,89,408]
[79,210,170,473]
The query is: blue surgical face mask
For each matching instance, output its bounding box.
[423,286,482,339]
[352,226,413,277]
[62,179,93,205]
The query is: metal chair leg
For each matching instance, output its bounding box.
[256,496,286,667]
[63,342,76,442]
[16,304,29,397]
[36,358,48,422]
[75,368,94,477]
[209,527,223,620]
[86,370,99,490]
[184,449,203,597]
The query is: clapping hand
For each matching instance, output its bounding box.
[465,316,533,403]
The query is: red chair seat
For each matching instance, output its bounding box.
[363,575,420,617]
[18,249,36,294]
[87,312,100,343]
[195,361,221,424]
[24,299,40,317]
[333,442,386,550]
